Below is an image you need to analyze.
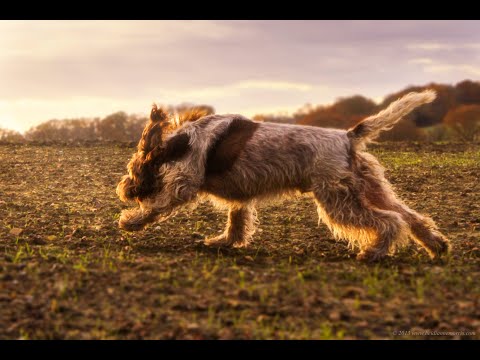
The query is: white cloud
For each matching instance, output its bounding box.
[235,80,313,91]
[407,42,480,51]
[407,43,454,51]
[238,104,304,118]
[424,64,480,77]
[408,56,480,77]
[158,80,317,103]
[408,58,434,65]
[0,20,240,61]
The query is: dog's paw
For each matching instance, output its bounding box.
[232,240,250,249]
[204,234,233,247]
[356,250,387,263]
[424,234,451,259]
[204,235,250,249]
[433,237,451,257]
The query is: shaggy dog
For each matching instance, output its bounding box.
[116,90,450,262]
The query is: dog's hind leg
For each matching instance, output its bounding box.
[204,203,257,248]
[397,207,450,258]
[355,152,450,259]
[313,176,409,262]
[364,181,450,258]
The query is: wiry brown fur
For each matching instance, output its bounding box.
[116,90,450,262]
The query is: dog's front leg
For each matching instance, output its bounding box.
[204,203,257,248]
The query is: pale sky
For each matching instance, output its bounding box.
[1,20,480,133]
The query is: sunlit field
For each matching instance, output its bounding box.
[1,142,478,339]
[1,20,480,342]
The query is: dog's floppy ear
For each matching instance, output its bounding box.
[145,132,191,165]
[137,104,170,153]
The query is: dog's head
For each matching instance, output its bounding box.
[116,104,204,204]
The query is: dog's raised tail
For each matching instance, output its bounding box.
[347,90,436,149]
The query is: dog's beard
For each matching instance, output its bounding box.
[118,204,176,232]
[119,207,157,231]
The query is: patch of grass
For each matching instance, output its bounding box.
[362,265,400,298]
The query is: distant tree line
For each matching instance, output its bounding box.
[254,80,480,142]
[0,104,214,144]
[1,80,479,143]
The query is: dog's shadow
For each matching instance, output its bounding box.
[129,232,443,267]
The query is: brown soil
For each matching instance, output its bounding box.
[0,143,479,339]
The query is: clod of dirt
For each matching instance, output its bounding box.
[9,228,23,236]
